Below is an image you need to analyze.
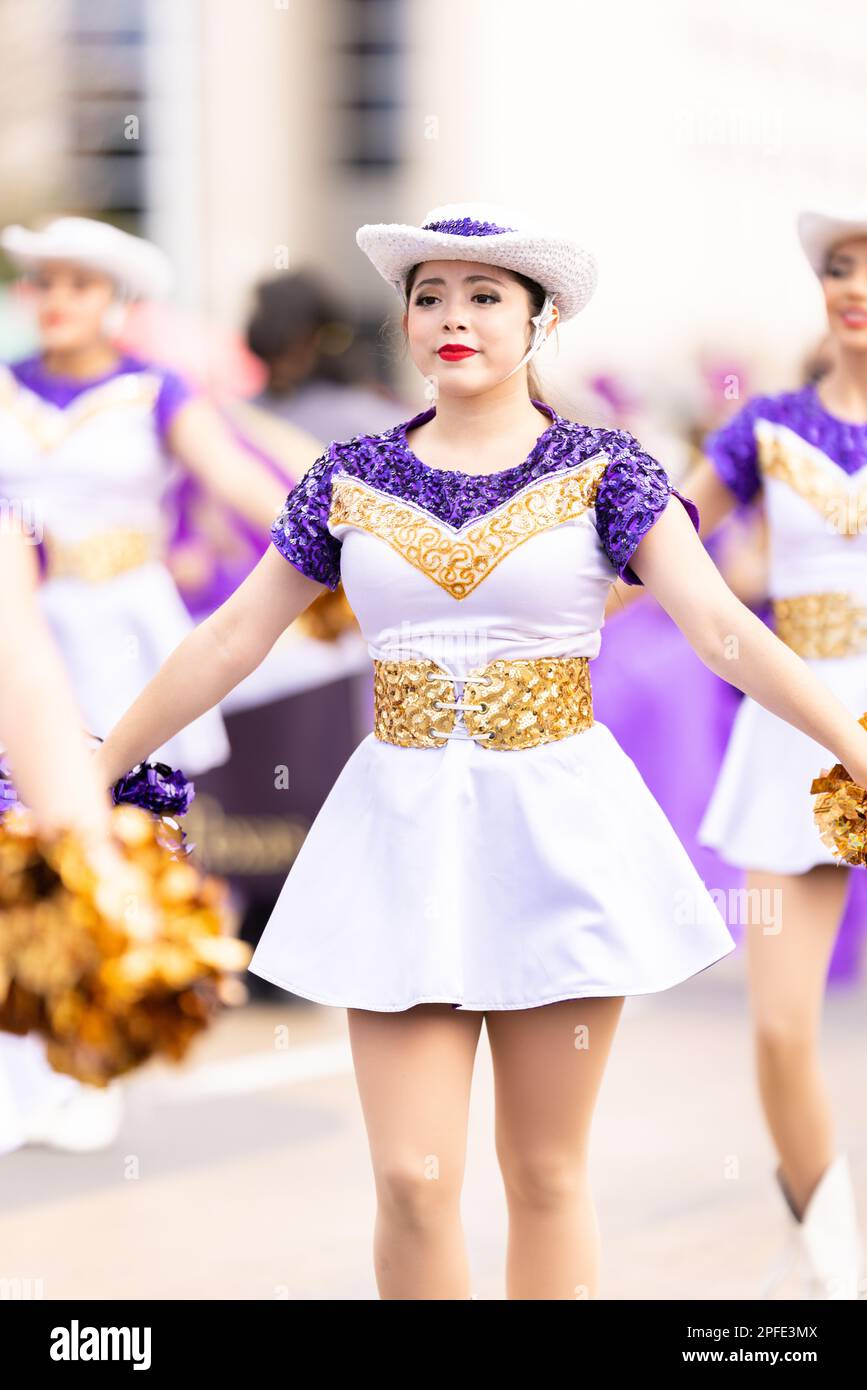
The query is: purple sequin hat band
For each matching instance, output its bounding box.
[420,217,517,237]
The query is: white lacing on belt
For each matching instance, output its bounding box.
[423,666,495,741]
[371,641,498,742]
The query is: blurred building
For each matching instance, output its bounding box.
[1,0,866,398]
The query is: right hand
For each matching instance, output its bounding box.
[81,829,160,939]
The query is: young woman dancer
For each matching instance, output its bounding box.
[90,203,867,1300]
[680,204,867,1299]
[0,214,324,773]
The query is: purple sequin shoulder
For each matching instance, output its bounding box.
[703,383,867,506]
[270,447,342,589]
[268,403,699,591]
[702,392,786,504]
[779,383,867,470]
[592,428,699,585]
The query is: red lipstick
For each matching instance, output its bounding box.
[437,345,478,361]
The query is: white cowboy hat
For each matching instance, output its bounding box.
[797,205,867,277]
[0,215,173,300]
[355,200,598,322]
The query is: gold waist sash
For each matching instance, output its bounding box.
[772,592,867,659]
[43,528,163,583]
[372,655,594,751]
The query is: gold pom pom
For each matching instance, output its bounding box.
[811,713,867,866]
[295,585,357,642]
[0,804,251,1085]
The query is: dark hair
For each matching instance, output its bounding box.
[245,270,355,385]
[402,261,551,402]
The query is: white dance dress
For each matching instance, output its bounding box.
[248,399,736,1011]
[698,382,867,873]
[0,352,230,775]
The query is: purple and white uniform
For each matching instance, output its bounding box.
[698,382,867,872]
[249,398,735,1011]
[0,352,230,774]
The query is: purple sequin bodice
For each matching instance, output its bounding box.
[6,351,196,445]
[703,382,867,505]
[270,399,700,591]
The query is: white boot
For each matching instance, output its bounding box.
[756,1166,802,1298]
[759,1155,865,1300]
[22,1078,125,1153]
[797,1153,865,1300]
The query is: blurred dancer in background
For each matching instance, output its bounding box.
[0,215,323,1147]
[246,268,403,436]
[678,205,867,1299]
[241,268,405,650]
[0,215,323,773]
[177,270,409,1001]
[604,360,867,975]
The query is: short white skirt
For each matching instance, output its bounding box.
[38,562,231,776]
[698,653,867,874]
[248,720,736,1012]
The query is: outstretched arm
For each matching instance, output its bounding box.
[678,452,743,542]
[93,546,327,787]
[219,398,330,486]
[167,396,326,534]
[0,530,112,837]
[629,493,867,786]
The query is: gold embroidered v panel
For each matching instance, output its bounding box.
[0,364,162,452]
[328,452,611,599]
[756,419,867,538]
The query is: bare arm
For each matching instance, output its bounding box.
[0,530,112,836]
[680,453,742,541]
[629,495,867,786]
[93,547,328,786]
[167,397,326,533]
[219,398,329,485]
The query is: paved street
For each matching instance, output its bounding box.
[2,948,865,1300]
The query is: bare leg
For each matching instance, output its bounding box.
[745,865,849,1217]
[486,995,625,1299]
[347,1003,485,1300]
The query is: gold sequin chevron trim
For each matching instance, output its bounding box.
[0,364,162,452]
[329,454,609,599]
[757,422,867,539]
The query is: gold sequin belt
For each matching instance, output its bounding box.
[772,592,867,659]
[42,528,163,583]
[372,655,594,751]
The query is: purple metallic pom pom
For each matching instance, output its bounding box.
[0,760,24,817]
[111,761,195,817]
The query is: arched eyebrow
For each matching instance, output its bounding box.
[413,273,506,290]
